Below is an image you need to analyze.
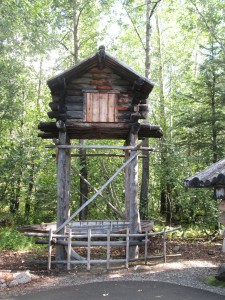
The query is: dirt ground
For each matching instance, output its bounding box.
[0,238,225,296]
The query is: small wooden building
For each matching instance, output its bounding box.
[39,45,162,140]
[38,46,163,262]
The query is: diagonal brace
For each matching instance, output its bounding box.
[55,151,138,234]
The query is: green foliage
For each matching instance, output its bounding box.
[205,275,225,287]
[0,0,225,230]
[0,228,34,250]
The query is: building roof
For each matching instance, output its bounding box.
[184,157,225,188]
[47,46,154,99]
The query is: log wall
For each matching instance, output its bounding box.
[48,67,148,123]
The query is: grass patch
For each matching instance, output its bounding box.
[0,227,37,251]
[205,275,225,288]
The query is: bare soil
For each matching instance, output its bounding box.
[0,238,225,296]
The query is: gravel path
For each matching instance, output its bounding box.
[33,260,225,296]
[0,260,225,297]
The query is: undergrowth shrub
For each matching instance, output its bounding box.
[0,227,35,250]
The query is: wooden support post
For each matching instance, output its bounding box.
[222,238,225,253]
[126,227,129,269]
[87,228,91,271]
[107,229,110,270]
[163,228,167,263]
[67,229,72,270]
[124,139,130,221]
[47,229,53,271]
[144,230,148,265]
[56,122,71,263]
[128,124,141,259]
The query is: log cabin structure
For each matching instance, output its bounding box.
[38,46,163,264]
[184,158,225,252]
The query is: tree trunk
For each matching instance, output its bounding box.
[72,3,89,219]
[140,0,151,220]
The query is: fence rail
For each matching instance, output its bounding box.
[43,227,180,270]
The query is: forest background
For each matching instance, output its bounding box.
[1,0,225,243]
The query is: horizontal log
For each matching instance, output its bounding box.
[48,145,155,151]
[90,79,111,85]
[118,111,131,119]
[38,121,163,139]
[49,102,83,111]
[67,83,97,90]
[89,67,113,74]
[47,111,83,119]
[111,79,130,86]
[66,89,84,96]
[91,73,121,80]
[56,240,144,246]
[117,105,131,111]
[52,95,83,103]
[52,153,147,158]
[118,97,130,104]
[96,85,113,90]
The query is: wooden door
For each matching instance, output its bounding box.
[85,93,118,122]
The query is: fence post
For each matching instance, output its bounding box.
[144,230,148,264]
[163,228,167,263]
[47,229,53,271]
[87,228,91,270]
[67,228,72,270]
[126,227,129,269]
[107,229,110,270]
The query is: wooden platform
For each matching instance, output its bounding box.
[18,220,154,234]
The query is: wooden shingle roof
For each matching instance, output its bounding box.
[184,158,225,188]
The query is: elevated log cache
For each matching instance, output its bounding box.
[39,47,163,141]
[37,46,163,265]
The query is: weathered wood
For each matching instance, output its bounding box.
[53,144,154,151]
[87,229,91,270]
[89,67,114,74]
[47,229,53,270]
[126,227,129,269]
[67,229,72,270]
[49,102,83,111]
[107,230,110,270]
[55,151,139,234]
[144,231,148,265]
[124,137,131,221]
[129,124,141,259]
[56,128,71,262]
[185,157,225,188]
[57,153,147,158]
[48,111,83,119]
[163,228,167,263]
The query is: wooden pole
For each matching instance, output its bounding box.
[126,227,129,269]
[144,230,148,265]
[87,228,91,271]
[47,229,53,271]
[56,126,71,262]
[107,229,110,270]
[124,139,130,221]
[67,228,72,270]
[47,144,154,151]
[129,124,141,259]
